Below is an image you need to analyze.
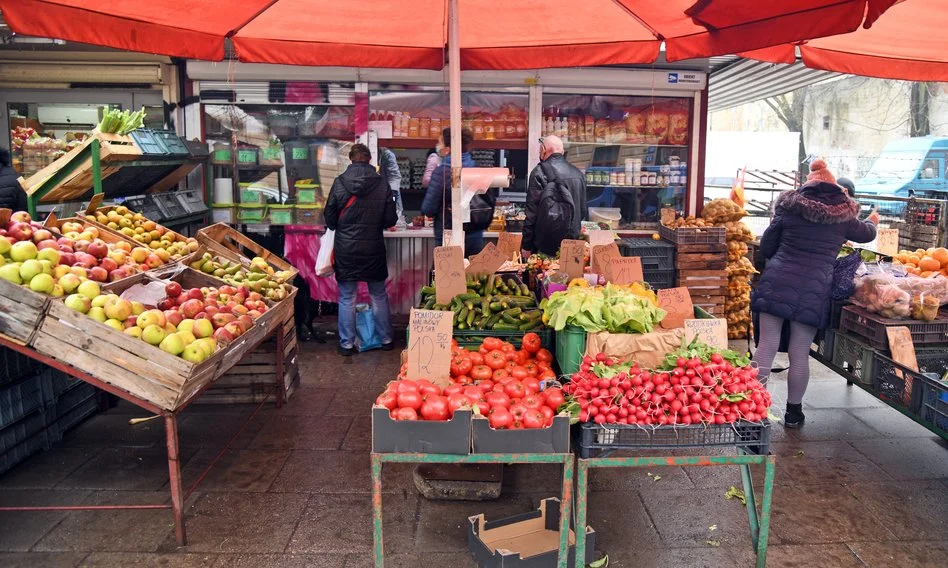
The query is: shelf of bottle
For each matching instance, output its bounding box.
[558,140,689,148]
[587,184,687,189]
[379,138,527,150]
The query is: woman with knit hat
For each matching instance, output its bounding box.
[751,159,878,428]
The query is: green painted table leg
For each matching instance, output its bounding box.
[755,455,776,568]
[371,453,384,568]
[740,462,760,545]
[574,459,589,567]
[557,455,574,568]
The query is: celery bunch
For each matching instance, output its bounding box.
[98,106,146,135]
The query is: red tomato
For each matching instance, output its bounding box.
[505,360,518,370]
[510,366,530,380]
[395,380,419,394]
[488,407,512,429]
[484,350,507,370]
[522,377,541,395]
[443,384,464,397]
[455,375,473,385]
[469,352,484,366]
[450,355,473,377]
[509,403,528,421]
[470,365,493,381]
[375,391,398,411]
[463,386,486,401]
[493,369,511,382]
[504,381,526,399]
[451,339,459,351]
[420,395,450,421]
[447,394,473,414]
[513,350,531,365]
[482,337,504,352]
[415,380,441,397]
[539,405,555,425]
[523,362,540,376]
[538,369,556,381]
[535,348,553,363]
[474,400,490,416]
[501,342,516,353]
[478,346,489,355]
[394,407,418,421]
[485,391,511,408]
[476,379,494,391]
[543,388,566,409]
[521,332,542,354]
[522,409,546,429]
[521,394,543,410]
[397,391,423,410]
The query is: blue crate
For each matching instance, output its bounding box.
[0,374,47,430]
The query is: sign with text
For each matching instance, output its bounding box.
[497,232,522,260]
[592,243,621,279]
[588,230,614,273]
[466,242,506,275]
[609,257,644,285]
[877,228,899,256]
[406,309,453,385]
[660,208,676,225]
[684,318,728,350]
[658,287,693,329]
[433,246,467,305]
[559,240,586,280]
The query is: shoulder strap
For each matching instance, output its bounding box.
[538,159,556,184]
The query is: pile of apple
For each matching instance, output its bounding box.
[59,219,172,279]
[87,206,198,260]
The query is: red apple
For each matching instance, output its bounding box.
[165,282,183,298]
[164,310,183,327]
[32,229,53,243]
[247,292,263,302]
[87,239,109,259]
[158,298,176,311]
[236,314,254,333]
[204,306,220,318]
[7,222,33,242]
[99,257,118,273]
[59,252,76,266]
[233,293,246,304]
[186,288,204,301]
[36,239,58,251]
[88,266,108,282]
[145,254,163,269]
[57,237,74,249]
[194,312,207,320]
[247,310,262,318]
[74,239,90,253]
[211,312,236,329]
[213,326,236,343]
[231,304,249,316]
[237,286,251,297]
[175,295,187,306]
[109,268,129,282]
[10,211,31,224]
[219,285,236,296]
[223,322,244,338]
[181,299,205,319]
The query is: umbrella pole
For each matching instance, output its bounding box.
[448,0,464,248]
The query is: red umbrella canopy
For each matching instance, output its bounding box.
[740,0,948,81]
[0,0,894,69]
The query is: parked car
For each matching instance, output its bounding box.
[857,137,948,214]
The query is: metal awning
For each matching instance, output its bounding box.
[708,55,840,113]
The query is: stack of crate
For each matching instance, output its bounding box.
[660,225,727,316]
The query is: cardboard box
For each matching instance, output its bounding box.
[371,407,472,454]
[468,498,596,568]
[471,415,570,454]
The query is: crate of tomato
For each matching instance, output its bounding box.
[372,334,570,454]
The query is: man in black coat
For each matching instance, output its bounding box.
[0,148,28,212]
[324,143,398,355]
[522,135,587,257]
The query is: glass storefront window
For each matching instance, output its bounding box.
[541,94,691,225]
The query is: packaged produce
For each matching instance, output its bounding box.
[543,283,666,334]
[852,265,948,319]
[701,198,747,224]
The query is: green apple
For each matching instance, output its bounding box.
[103,296,132,321]
[88,306,107,323]
[124,326,142,338]
[103,318,125,332]
[176,319,195,334]
[192,318,214,339]
[194,337,218,357]
[50,284,64,298]
[77,280,101,300]
[36,248,60,266]
[141,324,167,346]
[91,294,115,309]
[9,241,38,262]
[131,301,146,316]
[28,273,55,294]
[175,330,196,345]
[64,293,92,314]
[19,259,43,282]
[0,237,10,256]
[181,344,206,363]
[0,256,5,267]
[0,263,22,285]
[58,273,81,294]
[159,333,185,356]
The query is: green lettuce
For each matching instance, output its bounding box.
[543,284,665,334]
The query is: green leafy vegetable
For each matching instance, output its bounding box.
[543,284,665,334]
[589,555,609,568]
[656,335,751,371]
[98,106,146,135]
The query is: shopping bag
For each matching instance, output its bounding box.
[315,229,335,277]
[355,304,382,352]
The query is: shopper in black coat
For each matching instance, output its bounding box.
[0,148,28,212]
[523,136,588,256]
[324,144,397,355]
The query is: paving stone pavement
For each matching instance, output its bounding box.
[1,334,946,567]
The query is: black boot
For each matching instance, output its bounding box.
[784,403,805,429]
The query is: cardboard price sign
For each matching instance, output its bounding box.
[658,287,693,329]
[84,194,104,215]
[877,228,899,256]
[43,211,58,229]
[559,240,586,280]
[609,257,643,285]
[886,326,918,406]
[497,232,522,260]
[684,318,728,350]
[660,207,676,225]
[406,309,453,385]
[592,242,621,279]
[466,242,506,275]
[433,246,467,305]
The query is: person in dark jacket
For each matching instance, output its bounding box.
[751,159,877,427]
[0,148,27,212]
[422,127,494,255]
[324,143,398,355]
[523,135,587,256]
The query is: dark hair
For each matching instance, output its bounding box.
[441,127,473,152]
[837,177,855,195]
[349,143,372,163]
[0,147,10,168]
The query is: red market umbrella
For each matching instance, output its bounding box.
[0,0,896,69]
[740,0,948,81]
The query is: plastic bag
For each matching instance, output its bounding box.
[315,229,335,277]
[851,263,948,319]
[355,304,382,352]
[832,251,862,300]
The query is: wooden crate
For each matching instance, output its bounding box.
[0,277,50,346]
[30,268,279,412]
[197,223,299,280]
[197,317,300,404]
[20,133,141,203]
[676,251,727,270]
[82,206,198,263]
[677,269,727,315]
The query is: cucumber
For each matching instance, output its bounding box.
[420,286,436,296]
[486,313,503,327]
[519,320,541,331]
[466,309,476,327]
[422,297,435,309]
[492,322,520,331]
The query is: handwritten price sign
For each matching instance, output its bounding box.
[559,240,586,280]
[406,309,453,385]
[497,232,522,260]
[658,287,693,329]
[609,257,643,285]
[876,228,899,256]
[466,242,505,275]
[433,246,467,305]
[684,318,728,350]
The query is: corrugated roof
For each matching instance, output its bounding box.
[708,57,840,112]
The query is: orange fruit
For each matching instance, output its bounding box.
[916,248,927,256]
[907,254,921,266]
[920,271,934,278]
[930,247,948,266]
[919,257,941,272]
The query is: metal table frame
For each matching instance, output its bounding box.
[0,325,286,545]
[371,452,575,568]
[575,452,776,568]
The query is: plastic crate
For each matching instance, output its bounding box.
[643,269,675,290]
[812,329,836,361]
[577,420,771,458]
[153,192,189,219]
[294,205,323,225]
[48,392,100,440]
[868,351,948,411]
[453,328,553,352]
[839,305,948,350]
[152,130,190,157]
[0,373,47,430]
[237,204,267,223]
[658,223,726,245]
[0,430,50,476]
[0,346,44,388]
[0,411,47,454]
[176,189,208,214]
[129,129,168,156]
[618,237,675,271]
[236,147,259,165]
[211,204,235,224]
[268,205,294,225]
[555,325,587,377]
[919,374,948,433]
[831,331,875,386]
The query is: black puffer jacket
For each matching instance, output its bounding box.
[524,153,588,256]
[751,181,876,328]
[0,165,27,212]
[324,162,397,283]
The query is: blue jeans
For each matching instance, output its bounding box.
[337,280,393,349]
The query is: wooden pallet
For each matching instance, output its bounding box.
[659,224,726,246]
[676,252,727,270]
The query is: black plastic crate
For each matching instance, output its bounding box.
[0,429,50,476]
[618,237,675,271]
[643,269,675,290]
[812,329,836,361]
[870,351,948,412]
[0,346,44,388]
[453,328,553,352]
[0,410,47,454]
[576,420,771,458]
[0,373,46,430]
[831,331,874,386]
[839,305,948,350]
[919,374,948,433]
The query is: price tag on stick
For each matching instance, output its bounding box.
[466,242,506,275]
[684,318,728,350]
[497,232,522,260]
[592,243,620,280]
[658,287,693,329]
[877,228,899,256]
[406,309,453,386]
[609,257,643,285]
[559,239,585,280]
[433,246,467,305]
